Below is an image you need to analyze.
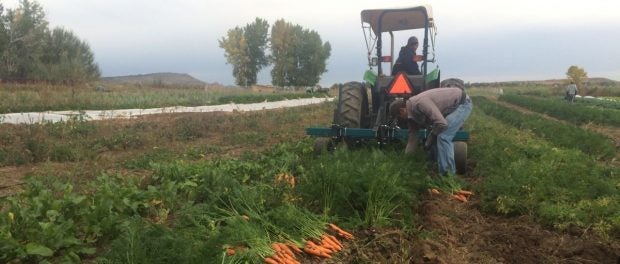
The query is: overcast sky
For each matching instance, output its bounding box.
[3,0,620,86]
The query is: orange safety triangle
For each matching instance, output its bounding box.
[388,72,412,94]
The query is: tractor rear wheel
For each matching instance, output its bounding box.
[454,141,467,174]
[336,82,369,128]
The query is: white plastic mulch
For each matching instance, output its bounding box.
[0,97,334,125]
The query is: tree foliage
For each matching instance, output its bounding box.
[566,65,588,89]
[219,18,269,87]
[270,19,330,87]
[220,18,331,88]
[0,0,100,84]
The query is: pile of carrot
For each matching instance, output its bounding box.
[274,172,296,188]
[264,242,302,264]
[451,190,473,203]
[262,223,354,263]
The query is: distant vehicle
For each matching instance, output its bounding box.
[306,85,330,93]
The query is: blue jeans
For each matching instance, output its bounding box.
[436,98,473,175]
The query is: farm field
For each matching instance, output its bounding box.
[0,85,619,263]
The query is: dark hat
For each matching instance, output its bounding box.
[407,36,418,46]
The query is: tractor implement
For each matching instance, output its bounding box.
[306,125,469,142]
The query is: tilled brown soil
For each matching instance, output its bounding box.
[412,193,619,264]
[320,192,620,264]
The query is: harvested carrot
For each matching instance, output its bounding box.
[326,234,343,248]
[452,194,467,203]
[305,240,322,251]
[279,252,300,264]
[225,248,235,256]
[320,236,340,251]
[286,242,303,254]
[430,188,441,195]
[317,245,334,254]
[329,223,354,239]
[456,190,473,196]
[318,239,335,250]
[278,243,295,256]
[272,254,288,264]
[304,247,331,258]
[264,257,279,264]
[337,231,354,240]
[271,243,280,252]
[326,240,342,251]
[275,172,296,188]
[289,176,296,188]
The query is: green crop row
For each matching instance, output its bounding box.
[574,97,620,110]
[475,97,615,160]
[470,104,620,238]
[499,94,620,127]
[0,87,318,114]
[0,140,427,263]
[216,93,319,104]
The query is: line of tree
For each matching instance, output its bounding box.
[0,0,100,84]
[219,18,331,88]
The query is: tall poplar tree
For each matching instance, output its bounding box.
[219,18,269,87]
[270,19,330,87]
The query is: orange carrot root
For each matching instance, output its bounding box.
[452,194,468,202]
[457,190,473,196]
[264,257,279,264]
[329,223,354,239]
[304,247,332,258]
[286,242,303,254]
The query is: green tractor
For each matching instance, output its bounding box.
[306,5,470,174]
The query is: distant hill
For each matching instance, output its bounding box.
[101,72,206,87]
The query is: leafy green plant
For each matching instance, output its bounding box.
[470,103,620,237]
[297,148,425,229]
[500,94,620,127]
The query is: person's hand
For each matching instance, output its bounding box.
[424,135,436,151]
[405,135,417,155]
[430,124,446,136]
[414,55,424,62]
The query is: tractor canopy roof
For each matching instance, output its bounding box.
[361,5,434,34]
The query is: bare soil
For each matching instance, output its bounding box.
[317,191,620,264]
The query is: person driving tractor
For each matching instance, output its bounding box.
[392,36,423,76]
[393,85,473,175]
